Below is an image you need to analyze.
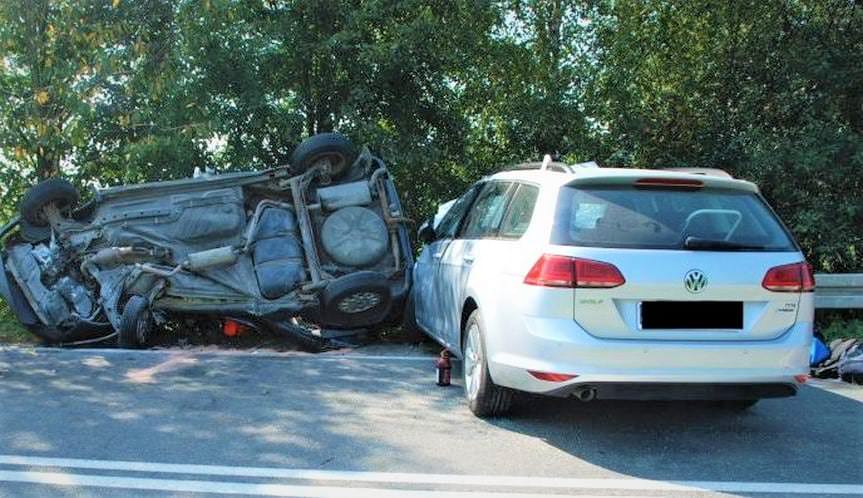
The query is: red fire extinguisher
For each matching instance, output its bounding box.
[436,350,452,386]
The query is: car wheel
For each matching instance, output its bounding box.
[19,218,51,242]
[20,178,80,226]
[290,132,357,178]
[462,310,513,418]
[319,271,392,329]
[118,296,152,349]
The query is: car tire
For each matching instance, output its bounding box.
[20,178,80,226]
[118,296,152,349]
[290,132,357,178]
[19,218,51,242]
[319,271,392,329]
[462,309,513,418]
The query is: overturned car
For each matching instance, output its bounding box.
[0,133,412,349]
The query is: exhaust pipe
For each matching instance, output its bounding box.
[573,386,597,402]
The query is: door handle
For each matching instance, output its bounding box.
[463,254,475,264]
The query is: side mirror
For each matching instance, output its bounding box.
[417,219,436,245]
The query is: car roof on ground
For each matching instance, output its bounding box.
[488,166,759,193]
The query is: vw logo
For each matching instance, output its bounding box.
[684,270,707,294]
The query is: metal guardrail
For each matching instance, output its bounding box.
[815,273,863,309]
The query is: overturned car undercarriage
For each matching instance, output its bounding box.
[0,133,413,350]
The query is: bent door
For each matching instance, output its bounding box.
[413,183,483,346]
[437,180,515,351]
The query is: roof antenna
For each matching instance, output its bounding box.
[541,154,553,171]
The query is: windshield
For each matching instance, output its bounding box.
[552,186,797,251]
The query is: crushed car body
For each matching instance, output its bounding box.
[0,133,413,349]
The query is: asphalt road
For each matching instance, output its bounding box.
[0,345,861,498]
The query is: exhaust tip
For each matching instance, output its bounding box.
[573,386,597,402]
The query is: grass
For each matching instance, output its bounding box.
[0,323,34,344]
[817,311,863,343]
[0,301,36,344]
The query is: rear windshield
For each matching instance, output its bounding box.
[552,186,797,251]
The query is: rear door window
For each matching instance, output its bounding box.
[552,186,797,251]
[460,181,513,239]
[499,183,539,239]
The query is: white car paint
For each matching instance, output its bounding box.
[412,166,813,398]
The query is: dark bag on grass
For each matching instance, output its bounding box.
[838,344,863,385]
[811,338,860,379]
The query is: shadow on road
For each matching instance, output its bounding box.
[486,385,862,490]
[0,348,430,471]
[1,346,860,498]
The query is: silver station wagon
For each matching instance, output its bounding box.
[409,161,813,417]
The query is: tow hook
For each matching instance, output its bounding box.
[573,386,597,402]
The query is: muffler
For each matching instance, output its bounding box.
[573,386,597,402]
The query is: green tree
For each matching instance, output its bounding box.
[0,0,859,273]
[173,0,499,219]
[0,0,202,213]
[460,1,598,171]
[591,0,862,271]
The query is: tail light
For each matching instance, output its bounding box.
[634,178,703,189]
[524,254,625,288]
[762,262,815,292]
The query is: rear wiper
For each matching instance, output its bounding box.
[683,236,768,251]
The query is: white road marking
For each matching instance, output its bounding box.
[0,470,650,498]
[806,378,863,403]
[313,354,437,362]
[0,455,860,495]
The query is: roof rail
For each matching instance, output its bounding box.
[505,158,600,174]
[505,161,568,173]
[573,161,599,169]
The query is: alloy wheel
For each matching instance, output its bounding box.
[463,323,482,401]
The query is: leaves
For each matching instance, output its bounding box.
[0,0,859,272]
[34,90,50,105]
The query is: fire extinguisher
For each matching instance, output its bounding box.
[435,350,452,386]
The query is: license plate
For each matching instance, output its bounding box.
[640,301,743,330]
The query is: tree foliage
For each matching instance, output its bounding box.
[0,0,860,272]
[589,0,862,271]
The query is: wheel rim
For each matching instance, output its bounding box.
[463,323,482,401]
[337,291,382,314]
[315,153,347,172]
[36,201,66,225]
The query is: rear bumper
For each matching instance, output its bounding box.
[546,382,798,400]
[486,316,812,398]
